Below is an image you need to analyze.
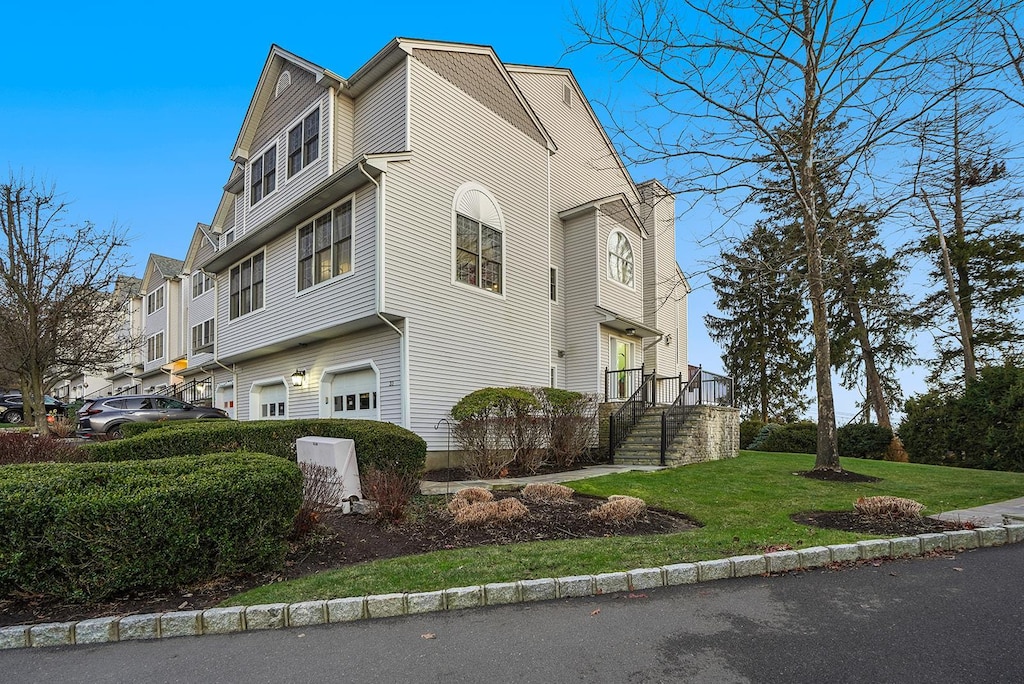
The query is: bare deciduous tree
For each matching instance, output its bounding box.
[573,0,1003,469]
[0,175,136,431]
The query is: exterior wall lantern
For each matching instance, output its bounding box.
[291,369,306,387]
[625,327,636,337]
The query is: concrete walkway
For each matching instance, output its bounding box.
[931,496,1024,527]
[419,464,666,496]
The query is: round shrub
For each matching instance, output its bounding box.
[837,423,894,460]
[0,453,301,601]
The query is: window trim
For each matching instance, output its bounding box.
[451,182,505,297]
[228,250,266,321]
[191,318,215,354]
[146,332,165,363]
[607,229,636,289]
[192,270,214,299]
[146,286,164,315]
[295,195,355,294]
[286,104,321,180]
[249,142,278,206]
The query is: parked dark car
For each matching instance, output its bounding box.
[76,395,230,438]
[0,394,69,424]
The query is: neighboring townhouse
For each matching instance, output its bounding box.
[106,275,144,395]
[108,39,735,462]
[137,255,185,394]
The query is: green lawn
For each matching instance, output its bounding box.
[222,451,1024,606]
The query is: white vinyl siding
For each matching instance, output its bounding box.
[384,58,550,450]
[507,69,638,214]
[353,61,408,157]
[242,83,331,238]
[597,210,645,322]
[216,185,377,361]
[232,326,401,424]
[563,212,602,394]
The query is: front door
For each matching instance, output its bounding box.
[610,337,634,400]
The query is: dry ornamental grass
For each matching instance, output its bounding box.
[854,495,924,519]
[521,482,575,502]
[451,497,529,526]
[589,495,648,523]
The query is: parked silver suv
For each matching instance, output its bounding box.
[77,395,230,438]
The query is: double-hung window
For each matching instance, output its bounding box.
[297,199,353,291]
[229,252,265,319]
[192,271,213,298]
[146,287,164,314]
[250,146,277,205]
[288,109,320,177]
[456,214,502,293]
[191,319,215,353]
[146,332,164,362]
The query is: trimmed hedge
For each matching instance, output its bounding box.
[837,423,893,460]
[83,419,427,477]
[0,453,301,601]
[748,421,817,454]
[900,365,1024,472]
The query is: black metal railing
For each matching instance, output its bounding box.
[660,369,703,464]
[654,374,683,405]
[157,377,214,406]
[112,383,141,396]
[605,365,648,402]
[608,370,656,457]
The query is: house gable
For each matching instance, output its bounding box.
[232,45,343,164]
[409,46,551,150]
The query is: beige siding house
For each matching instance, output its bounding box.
[129,39,692,455]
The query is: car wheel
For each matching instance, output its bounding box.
[107,424,125,439]
[3,410,23,424]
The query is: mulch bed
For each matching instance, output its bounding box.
[0,492,696,628]
[791,510,963,535]
[423,461,604,482]
[796,469,881,483]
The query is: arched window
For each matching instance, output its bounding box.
[607,230,634,287]
[453,183,504,294]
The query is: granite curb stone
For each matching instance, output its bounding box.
[765,550,800,573]
[4,522,1022,650]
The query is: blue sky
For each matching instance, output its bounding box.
[2,0,910,419]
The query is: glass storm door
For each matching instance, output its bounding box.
[611,337,633,400]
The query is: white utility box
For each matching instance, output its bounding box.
[296,436,362,509]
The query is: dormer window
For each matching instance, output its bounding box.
[607,230,635,287]
[250,146,277,205]
[288,108,320,177]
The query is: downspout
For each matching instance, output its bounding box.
[210,275,239,418]
[359,161,409,429]
[547,150,553,386]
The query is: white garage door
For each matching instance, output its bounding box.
[257,383,287,419]
[329,368,378,420]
